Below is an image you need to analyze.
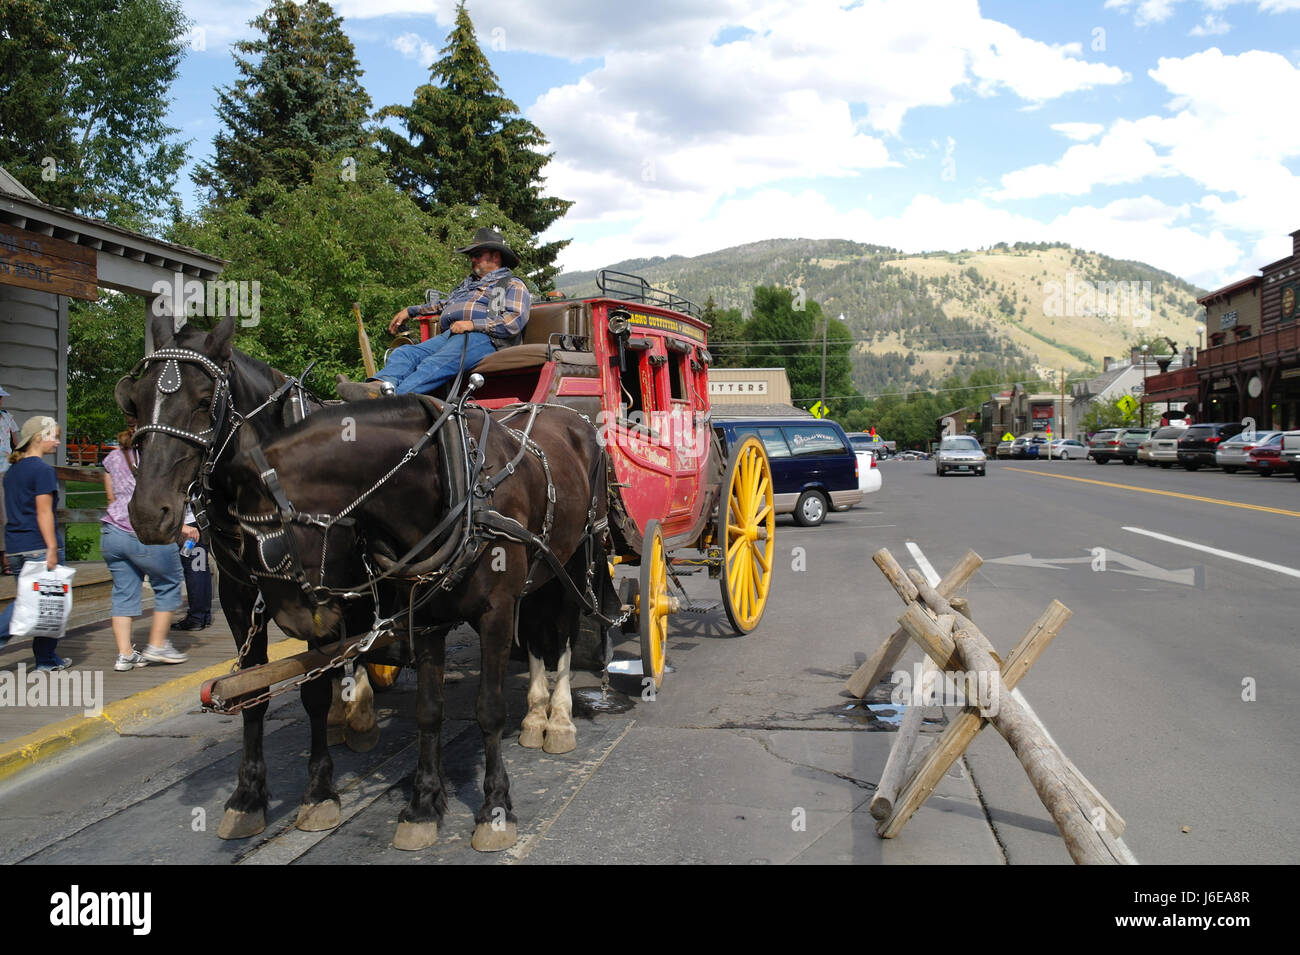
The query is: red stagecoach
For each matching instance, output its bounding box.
[378,270,775,686]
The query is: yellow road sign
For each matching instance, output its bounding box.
[1001,432,1015,442]
[810,401,826,419]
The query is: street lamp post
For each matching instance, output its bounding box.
[1140,344,1149,428]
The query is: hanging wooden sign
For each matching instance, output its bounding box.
[0,225,97,301]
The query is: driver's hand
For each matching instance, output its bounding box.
[388,309,409,336]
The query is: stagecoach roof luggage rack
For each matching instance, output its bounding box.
[596,269,702,320]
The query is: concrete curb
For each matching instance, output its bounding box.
[0,638,304,784]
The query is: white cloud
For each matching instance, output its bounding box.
[555,187,1245,289]
[1051,122,1106,141]
[391,31,438,67]
[1189,13,1232,34]
[992,49,1300,246]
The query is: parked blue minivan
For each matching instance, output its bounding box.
[714,417,863,526]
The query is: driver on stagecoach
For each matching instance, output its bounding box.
[336,227,531,400]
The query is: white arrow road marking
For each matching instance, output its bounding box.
[1123,526,1300,580]
[987,550,1197,587]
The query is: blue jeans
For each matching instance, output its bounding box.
[0,548,68,666]
[377,329,497,395]
[100,524,183,616]
[179,540,212,624]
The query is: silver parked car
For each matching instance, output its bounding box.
[1145,426,1186,468]
[936,435,987,476]
[1216,431,1282,473]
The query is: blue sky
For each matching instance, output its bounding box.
[171,0,1300,288]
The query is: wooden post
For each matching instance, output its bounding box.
[845,549,981,697]
[951,632,1129,864]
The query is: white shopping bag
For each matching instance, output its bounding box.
[9,562,76,639]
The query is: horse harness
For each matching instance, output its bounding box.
[232,396,619,643]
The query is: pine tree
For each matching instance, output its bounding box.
[378,1,571,288]
[193,0,372,206]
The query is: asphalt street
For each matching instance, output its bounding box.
[1,454,1295,865]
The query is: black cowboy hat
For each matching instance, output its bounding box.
[455,227,519,270]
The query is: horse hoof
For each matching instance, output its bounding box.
[471,821,518,852]
[393,820,439,851]
[542,726,577,755]
[518,724,545,749]
[345,724,380,753]
[217,808,266,840]
[327,724,346,746]
[295,800,341,832]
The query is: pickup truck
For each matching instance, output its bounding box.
[1282,430,1300,481]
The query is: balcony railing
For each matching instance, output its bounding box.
[1199,324,1299,370]
[1142,366,1197,399]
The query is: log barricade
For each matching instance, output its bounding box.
[853,547,1134,865]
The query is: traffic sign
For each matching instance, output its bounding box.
[1001,432,1015,442]
[810,401,827,419]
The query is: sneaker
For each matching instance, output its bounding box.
[115,649,147,671]
[171,617,211,631]
[142,641,188,665]
[35,656,72,672]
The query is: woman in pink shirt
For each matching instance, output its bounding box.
[101,423,189,670]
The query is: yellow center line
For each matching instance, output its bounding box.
[1004,467,1300,518]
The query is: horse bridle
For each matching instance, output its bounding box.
[120,346,317,521]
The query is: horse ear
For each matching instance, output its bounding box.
[207,315,236,362]
[150,311,175,349]
[114,376,138,418]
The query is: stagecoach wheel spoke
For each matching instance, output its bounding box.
[639,520,669,689]
[719,436,775,635]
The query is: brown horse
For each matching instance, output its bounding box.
[114,314,380,840]
[221,394,619,851]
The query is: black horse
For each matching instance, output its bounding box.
[114,314,380,840]
[221,395,618,852]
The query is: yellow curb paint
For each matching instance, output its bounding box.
[0,638,306,784]
[1005,467,1300,518]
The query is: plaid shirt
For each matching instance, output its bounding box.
[436,268,530,343]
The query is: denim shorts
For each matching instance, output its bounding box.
[100,524,183,617]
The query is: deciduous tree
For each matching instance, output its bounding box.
[0,0,189,230]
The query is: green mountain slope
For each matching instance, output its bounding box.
[556,239,1206,398]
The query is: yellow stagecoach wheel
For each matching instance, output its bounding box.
[719,435,775,634]
[366,663,401,692]
[638,519,670,689]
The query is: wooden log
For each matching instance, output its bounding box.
[869,615,952,820]
[845,549,981,697]
[199,632,398,709]
[952,632,1128,864]
[879,600,1071,838]
[903,571,1127,835]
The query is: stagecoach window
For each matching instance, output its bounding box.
[619,350,646,418]
[668,352,686,401]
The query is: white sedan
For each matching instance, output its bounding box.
[848,435,883,493]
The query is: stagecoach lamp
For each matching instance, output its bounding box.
[607,310,631,336]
